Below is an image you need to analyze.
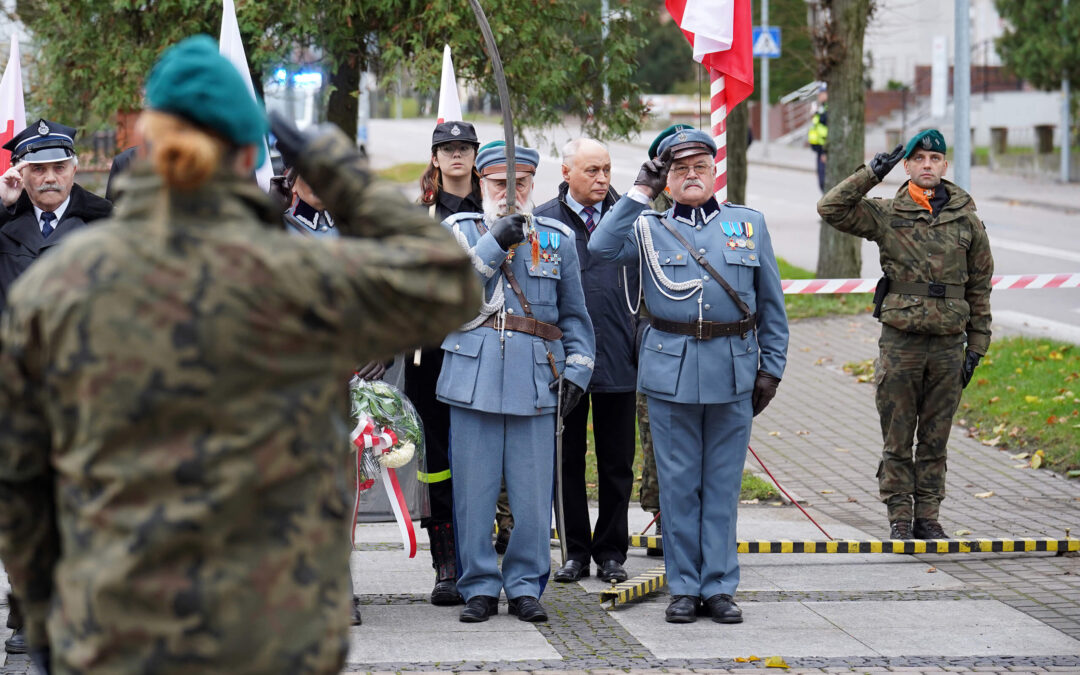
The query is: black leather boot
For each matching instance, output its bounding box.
[428,522,464,606]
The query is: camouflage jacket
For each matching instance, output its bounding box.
[0,128,480,673]
[817,165,993,354]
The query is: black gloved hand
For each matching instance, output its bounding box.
[550,378,584,414]
[355,360,388,381]
[751,370,781,416]
[961,349,982,389]
[869,143,906,181]
[633,151,670,196]
[489,213,527,250]
[269,111,309,170]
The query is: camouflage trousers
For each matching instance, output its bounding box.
[874,325,966,522]
[637,392,660,514]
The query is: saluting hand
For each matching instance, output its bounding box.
[869,144,905,181]
[0,165,24,208]
[633,149,670,198]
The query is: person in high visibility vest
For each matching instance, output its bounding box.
[808,83,828,192]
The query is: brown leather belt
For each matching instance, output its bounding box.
[651,314,756,340]
[889,280,965,299]
[481,314,563,341]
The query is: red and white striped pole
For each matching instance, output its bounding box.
[710,68,728,201]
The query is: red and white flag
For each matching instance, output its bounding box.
[666,0,754,199]
[0,35,26,174]
[436,44,463,124]
[219,0,273,191]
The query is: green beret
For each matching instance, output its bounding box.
[649,124,696,159]
[478,140,506,153]
[903,129,947,159]
[146,35,268,166]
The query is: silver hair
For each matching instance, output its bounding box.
[561,137,607,169]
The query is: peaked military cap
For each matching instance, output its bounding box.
[476,141,539,179]
[3,118,77,164]
[432,121,479,149]
[656,127,717,161]
[145,35,269,165]
[648,124,695,160]
[903,129,947,159]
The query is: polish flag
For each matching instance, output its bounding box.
[219,0,273,191]
[0,35,26,174]
[436,44,463,124]
[666,0,754,200]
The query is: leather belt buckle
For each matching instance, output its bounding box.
[696,320,711,341]
[928,282,946,298]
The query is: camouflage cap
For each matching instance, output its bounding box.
[146,35,269,165]
[903,129,947,159]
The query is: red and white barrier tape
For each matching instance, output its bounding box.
[781,273,1080,295]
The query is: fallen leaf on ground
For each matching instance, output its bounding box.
[1013,463,1031,469]
[740,499,759,505]
[764,655,789,669]
[954,529,972,537]
[1030,449,1045,469]
[768,431,782,437]
[927,566,938,573]
[734,655,761,663]
[820,489,835,494]
[834,447,850,453]
[796,430,811,436]
[993,422,1008,434]
[846,497,858,503]
[1009,452,1030,460]
[981,436,1001,447]
[974,491,995,499]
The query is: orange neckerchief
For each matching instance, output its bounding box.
[908,181,935,212]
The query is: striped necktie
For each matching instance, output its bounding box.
[40,212,56,238]
[582,206,596,233]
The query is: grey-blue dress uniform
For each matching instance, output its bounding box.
[589,192,788,600]
[437,212,595,602]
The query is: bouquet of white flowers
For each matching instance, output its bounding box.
[348,376,426,556]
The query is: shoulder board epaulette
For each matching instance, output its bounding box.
[721,202,763,216]
[640,209,663,217]
[442,211,483,227]
[532,215,574,238]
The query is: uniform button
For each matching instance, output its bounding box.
[699,248,706,254]
[665,257,671,264]
[703,275,710,281]
[927,252,933,258]
[507,308,515,314]
[704,303,711,310]
[542,270,548,275]
[507,283,513,289]
[506,332,514,338]
[749,254,756,261]
[491,260,497,265]
[747,345,752,352]
[657,343,663,350]
[741,258,748,263]
[455,344,461,351]
[695,225,702,231]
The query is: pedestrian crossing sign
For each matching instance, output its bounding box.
[752,27,781,58]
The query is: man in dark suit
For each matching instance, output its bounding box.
[0,119,113,313]
[535,138,637,584]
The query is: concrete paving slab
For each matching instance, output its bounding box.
[351,550,437,595]
[743,559,968,592]
[813,600,1080,657]
[609,598,870,659]
[345,605,561,663]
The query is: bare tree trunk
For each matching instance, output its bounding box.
[727,101,749,204]
[814,0,872,279]
[327,56,360,144]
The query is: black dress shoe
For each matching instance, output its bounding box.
[703,593,743,624]
[665,595,699,623]
[913,518,947,539]
[431,578,464,606]
[508,596,548,622]
[597,559,628,583]
[4,628,27,654]
[553,559,589,582]
[459,595,499,623]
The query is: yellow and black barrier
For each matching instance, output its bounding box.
[598,565,666,605]
[629,535,1079,556]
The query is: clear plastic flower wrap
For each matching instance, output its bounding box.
[348,376,428,556]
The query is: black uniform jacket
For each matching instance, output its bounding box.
[534,183,638,393]
[0,184,113,311]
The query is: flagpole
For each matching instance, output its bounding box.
[710,69,728,201]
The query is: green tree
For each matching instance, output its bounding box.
[633,9,696,93]
[812,0,874,278]
[995,0,1079,145]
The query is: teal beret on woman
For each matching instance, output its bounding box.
[145,34,268,165]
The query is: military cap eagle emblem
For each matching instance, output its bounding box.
[677,132,687,142]
[921,136,932,149]
[38,120,50,136]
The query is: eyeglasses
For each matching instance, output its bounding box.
[670,162,713,177]
[436,142,475,156]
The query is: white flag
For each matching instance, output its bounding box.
[0,35,26,174]
[219,0,273,191]
[436,45,463,124]
[680,0,736,62]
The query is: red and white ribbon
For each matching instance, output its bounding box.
[781,273,1080,294]
[349,416,417,557]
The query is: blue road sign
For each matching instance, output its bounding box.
[752,26,781,58]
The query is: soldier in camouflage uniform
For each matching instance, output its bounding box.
[0,36,480,674]
[817,129,993,541]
